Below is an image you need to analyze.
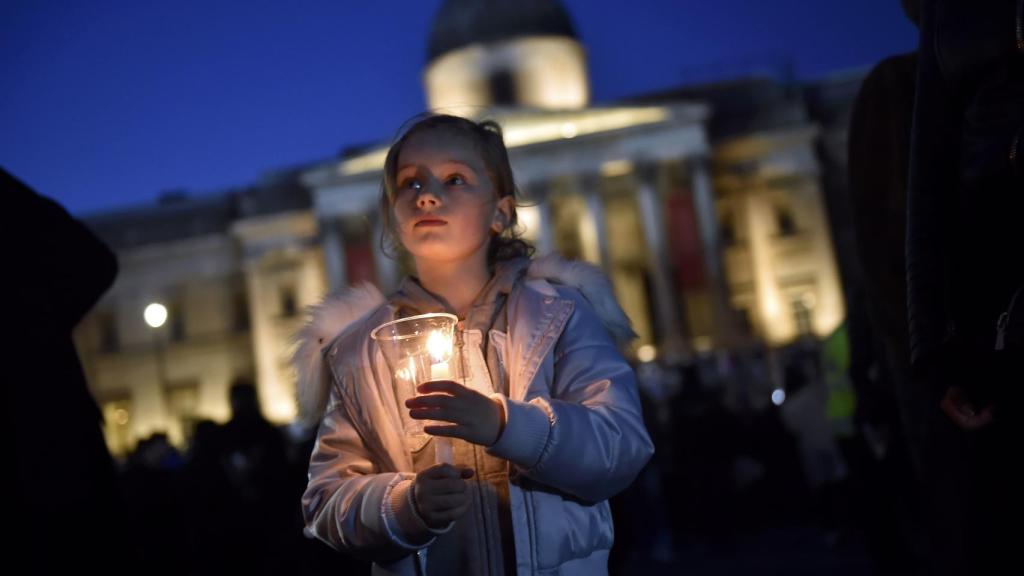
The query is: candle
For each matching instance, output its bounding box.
[426,329,453,381]
[435,438,453,465]
[425,329,455,463]
[430,361,451,381]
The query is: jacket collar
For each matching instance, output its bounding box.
[388,256,531,318]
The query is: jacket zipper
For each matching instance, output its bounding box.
[995,283,1024,350]
[456,323,466,384]
[416,548,427,575]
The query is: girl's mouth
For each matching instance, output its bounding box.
[415,218,446,227]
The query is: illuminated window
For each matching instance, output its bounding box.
[737,307,755,336]
[280,286,297,318]
[775,206,797,237]
[489,69,516,106]
[792,299,813,335]
[720,213,736,246]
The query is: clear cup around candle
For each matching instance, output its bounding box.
[371,313,461,463]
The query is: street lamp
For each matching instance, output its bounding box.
[144,301,169,393]
[144,303,168,329]
[145,301,175,444]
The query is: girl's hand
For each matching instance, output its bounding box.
[406,380,507,447]
[413,463,475,530]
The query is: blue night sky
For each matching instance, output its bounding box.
[1,1,917,216]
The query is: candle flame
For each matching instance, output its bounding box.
[426,330,452,363]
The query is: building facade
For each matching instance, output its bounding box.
[74,0,857,455]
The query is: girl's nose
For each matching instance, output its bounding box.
[415,186,442,209]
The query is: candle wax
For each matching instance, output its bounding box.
[430,361,451,381]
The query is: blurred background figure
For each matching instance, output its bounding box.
[120,432,188,575]
[905,1,1024,574]
[211,379,292,574]
[3,166,136,574]
[845,0,926,571]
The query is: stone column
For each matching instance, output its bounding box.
[635,161,687,359]
[690,158,738,348]
[321,218,346,291]
[576,172,609,267]
[240,252,280,423]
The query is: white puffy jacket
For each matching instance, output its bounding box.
[293,255,655,575]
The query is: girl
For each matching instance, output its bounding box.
[294,114,654,575]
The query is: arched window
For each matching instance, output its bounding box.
[775,205,797,237]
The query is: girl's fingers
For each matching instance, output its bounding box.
[407,394,451,409]
[419,463,463,479]
[429,502,470,523]
[407,392,472,409]
[409,407,463,424]
[419,476,468,494]
[419,463,474,480]
[424,424,466,440]
[417,380,464,395]
[419,492,469,512]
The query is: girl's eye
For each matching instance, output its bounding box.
[400,178,421,192]
[445,174,466,186]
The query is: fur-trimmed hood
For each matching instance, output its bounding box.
[291,253,636,426]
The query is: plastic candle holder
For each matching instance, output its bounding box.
[371,312,460,464]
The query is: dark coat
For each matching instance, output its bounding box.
[903,3,1024,572]
[3,167,131,573]
[905,0,1024,404]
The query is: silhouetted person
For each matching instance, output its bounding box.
[120,433,189,575]
[211,379,291,575]
[182,419,230,571]
[906,1,1024,573]
[846,1,925,570]
[3,166,134,574]
[848,0,922,474]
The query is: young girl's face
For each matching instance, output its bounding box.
[392,128,512,267]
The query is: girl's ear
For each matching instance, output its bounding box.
[492,195,515,233]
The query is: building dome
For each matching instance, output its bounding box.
[427,0,577,63]
[423,0,588,113]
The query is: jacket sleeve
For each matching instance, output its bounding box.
[485,288,654,503]
[301,370,451,563]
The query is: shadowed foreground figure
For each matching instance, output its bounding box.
[905,1,1024,573]
[3,166,135,573]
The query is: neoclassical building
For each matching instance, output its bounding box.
[74,0,851,455]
